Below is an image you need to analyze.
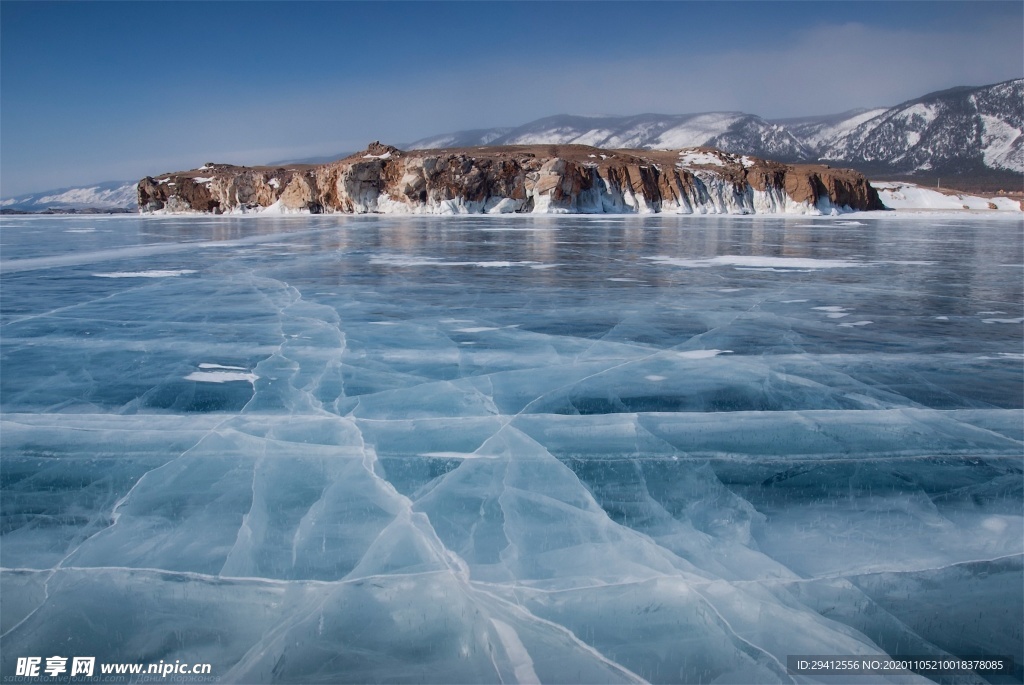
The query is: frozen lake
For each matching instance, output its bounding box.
[2,213,1022,683]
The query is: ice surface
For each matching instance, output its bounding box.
[1,214,1021,683]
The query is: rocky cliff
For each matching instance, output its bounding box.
[137,143,883,216]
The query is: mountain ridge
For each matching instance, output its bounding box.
[4,79,1020,211]
[818,78,1024,176]
[403,78,1022,178]
[0,179,138,212]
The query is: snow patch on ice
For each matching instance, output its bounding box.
[184,370,258,383]
[677,349,733,359]
[93,270,197,278]
[981,517,1009,533]
[369,254,538,268]
[881,260,936,266]
[647,255,861,269]
[421,451,497,460]
[490,619,541,685]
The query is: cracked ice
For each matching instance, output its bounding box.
[1,213,1021,684]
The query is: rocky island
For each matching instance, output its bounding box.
[137,142,884,216]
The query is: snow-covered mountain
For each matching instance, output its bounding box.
[818,79,1024,174]
[409,79,1022,177]
[410,113,813,161]
[4,79,1019,212]
[410,127,513,149]
[770,108,890,154]
[0,180,137,212]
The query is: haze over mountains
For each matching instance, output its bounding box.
[3,78,1020,212]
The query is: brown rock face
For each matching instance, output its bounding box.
[138,143,884,215]
[784,165,884,210]
[138,175,218,213]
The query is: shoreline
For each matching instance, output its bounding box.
[2,207,1022,223]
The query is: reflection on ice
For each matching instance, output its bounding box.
[1,214,1022,683]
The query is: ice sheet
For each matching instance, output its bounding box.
[2,213,1021,683]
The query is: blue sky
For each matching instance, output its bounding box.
[1,1,1021,196]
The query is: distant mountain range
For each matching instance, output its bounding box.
[409,113,811,161]
[0,180,138,213]
[405,79,1023,178]
[3,79,1020,212]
